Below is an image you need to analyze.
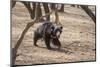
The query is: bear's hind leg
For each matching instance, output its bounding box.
[34,36,38,46]
[33,31,39,47]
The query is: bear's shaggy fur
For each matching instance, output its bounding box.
[33,21,63,50]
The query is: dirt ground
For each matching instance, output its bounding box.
[12,2,96,65]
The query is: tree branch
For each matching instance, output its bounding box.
[81,5,96,23]
[12,11,53,66]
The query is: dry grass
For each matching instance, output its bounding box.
[12,2,96,65]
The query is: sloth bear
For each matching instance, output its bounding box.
[33,21,63,50]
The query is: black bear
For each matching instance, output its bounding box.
[33,21,63,50]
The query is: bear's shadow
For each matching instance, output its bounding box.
[36,46,73,54]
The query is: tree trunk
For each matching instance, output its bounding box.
[59,4,64,12]
[50,3,55,10]
[37,3,42,19]
[22,2,33,19]
[31,2,36,18]
[71,5,75,7]
[12,1,16,8]
[43,3,50,21]
[55,9,59,24]
[81,5,96,23]
[22,2,36,19]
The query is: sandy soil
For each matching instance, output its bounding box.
[12,2,96,65]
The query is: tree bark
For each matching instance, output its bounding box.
[50,3,55,10]
[37,3,42,19]
[55,8,60,24]
[71,5,75,7]
[22,2,36,19]
[59,4,64,12]
[43,3,50,21]
[31,2,36,19]
[81,5,96,23]
[12,1,16,8]
[22,2,33,19]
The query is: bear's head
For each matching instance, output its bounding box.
[51,24,63,39]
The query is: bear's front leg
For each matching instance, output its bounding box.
[44,37,52,50]
[52,38,61,50]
